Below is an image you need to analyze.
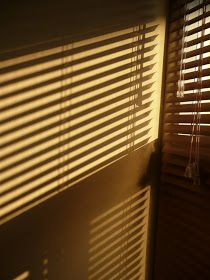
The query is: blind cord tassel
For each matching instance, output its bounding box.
[185,162,200,186]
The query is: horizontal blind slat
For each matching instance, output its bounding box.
[164,134,210,147]
[165,91,210,102]
[165,103,210,113]
[167,80,210,92]
[164,124,210,135]
[165,114,210,124]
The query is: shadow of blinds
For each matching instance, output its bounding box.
[88,188,150,280]
[0,20,164,225]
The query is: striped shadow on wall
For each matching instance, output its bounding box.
[0,20,164,225]
[88,188,150,280]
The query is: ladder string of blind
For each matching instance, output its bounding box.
[186,3,201,185]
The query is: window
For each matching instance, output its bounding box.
[163,0,210,190]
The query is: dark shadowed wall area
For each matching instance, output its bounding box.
[0,1,166,279]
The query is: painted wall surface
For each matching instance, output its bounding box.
[0,1,166,279]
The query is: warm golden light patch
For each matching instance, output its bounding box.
[13,271,30,280]
[0,18,166,224]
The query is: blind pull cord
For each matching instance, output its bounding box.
[185,0,206,186]
[185,2,201,181]
[194,0,206,186]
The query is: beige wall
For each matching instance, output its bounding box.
[0,1,166,279]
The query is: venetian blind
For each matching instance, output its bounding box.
[163,0,210,190]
